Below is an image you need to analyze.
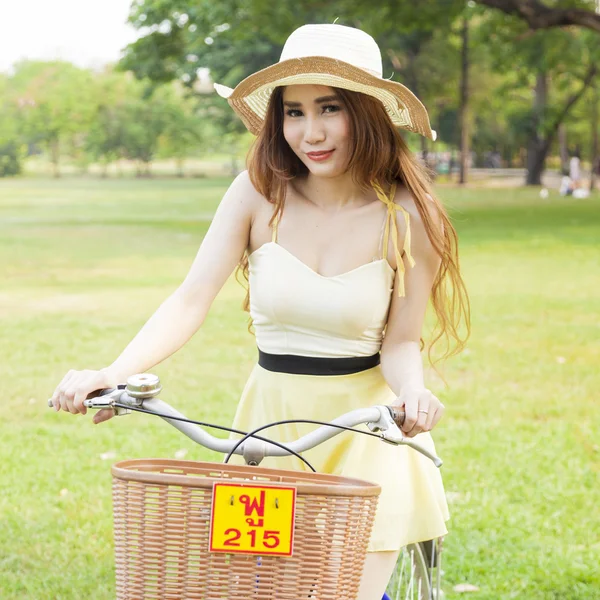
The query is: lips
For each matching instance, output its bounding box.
[306,150,335,162]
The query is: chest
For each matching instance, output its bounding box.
[248,243,394,338]
[249,198,390,278]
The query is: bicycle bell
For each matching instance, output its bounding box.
[126,373,163,399]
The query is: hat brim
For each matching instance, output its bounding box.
[214,56,436,141]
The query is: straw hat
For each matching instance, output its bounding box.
[214,23,437,141]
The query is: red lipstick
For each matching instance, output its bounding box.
[306,150,334,162]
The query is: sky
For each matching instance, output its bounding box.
[0,0,140,73]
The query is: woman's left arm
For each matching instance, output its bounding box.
[380,196,444,438]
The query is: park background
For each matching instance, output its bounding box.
[0,1,599,598]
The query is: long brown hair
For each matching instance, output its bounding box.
[237,86,470,365]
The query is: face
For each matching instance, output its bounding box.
[281,84,351,178]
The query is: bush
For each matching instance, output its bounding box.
[0,141,22,177]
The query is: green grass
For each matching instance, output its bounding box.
[0,176,598,599]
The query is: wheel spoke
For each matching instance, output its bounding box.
[386,541,442,600]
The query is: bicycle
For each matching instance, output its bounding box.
[49,373,443,599]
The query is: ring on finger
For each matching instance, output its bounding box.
[418,409,429,414]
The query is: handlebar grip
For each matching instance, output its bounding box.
[387,406,406,429]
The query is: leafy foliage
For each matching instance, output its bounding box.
[0,76,23,177]
[118,0,464,136]
[1,1,598,180]
[1,62,212,177]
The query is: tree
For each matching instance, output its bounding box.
[120,92,168,176]
[10,61,97,177]
[589,82,599,190]
[0,75,24,177]
[459,15,470,184]
[157,83,207,176]
[117,0,600,186]
[475,11,599,184]
[475,0,600,34]
[119,1,283,137]
[119,0,463,162]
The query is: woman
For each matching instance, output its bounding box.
[569,150,582,189]
[50,24,469,599]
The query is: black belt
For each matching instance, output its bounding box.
[258,349,380,376]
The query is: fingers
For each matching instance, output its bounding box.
[424,406,437,431]
[73,371,105,414]
[398,389,445,438]
[431,402,445,430]
[93,409,115,425]
[399,388,427,438]
[414,396,431,433]
[73,384,88,415]
[53,370,76,412]
[63,372,90,414]
[51,369,112,416]
[400,397,417,436]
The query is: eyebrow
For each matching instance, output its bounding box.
[282,95,341,108]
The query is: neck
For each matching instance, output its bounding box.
[300,172,370,210]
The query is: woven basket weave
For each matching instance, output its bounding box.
[111,459,380,599]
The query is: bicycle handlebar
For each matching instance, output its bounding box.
[48,374,442,467]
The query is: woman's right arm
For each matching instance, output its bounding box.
[50,171,260,420]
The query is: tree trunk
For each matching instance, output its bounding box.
[525,71,547,185]
[459,16,470,185]
[558,124,569,175]
[590,82,598,192]
[176,157,185,178]
[413,70,428,166]
[49,138,61,178]
[420,137,429,169]
[526,139,548,185]
[526,64,598,185]
[394,45,432,169]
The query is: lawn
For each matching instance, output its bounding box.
[0,175,598,599]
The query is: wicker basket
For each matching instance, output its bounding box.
[111,459,380,599]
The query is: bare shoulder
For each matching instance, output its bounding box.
[393,182,436,220]
[221,170,266,217]
[393,182,441,262]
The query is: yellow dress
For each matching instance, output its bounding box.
[230,182,449,552]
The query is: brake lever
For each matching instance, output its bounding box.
[367,405,443,468]
[84,386,133,415]
[366,405,405,442]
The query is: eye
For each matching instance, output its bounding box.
[285,109,303,118]
[323,104,341,114]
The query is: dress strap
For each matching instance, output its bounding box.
[271,212,279,243]
[371,180,416,297]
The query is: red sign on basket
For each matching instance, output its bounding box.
[209,482,296,556]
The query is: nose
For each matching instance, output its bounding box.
[303,115,326,145]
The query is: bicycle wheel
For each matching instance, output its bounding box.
[385,538,443,600]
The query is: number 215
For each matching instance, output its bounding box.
[224,528,280,548]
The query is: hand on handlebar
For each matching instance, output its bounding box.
[394,387,445,438]
[48,368,117,424]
